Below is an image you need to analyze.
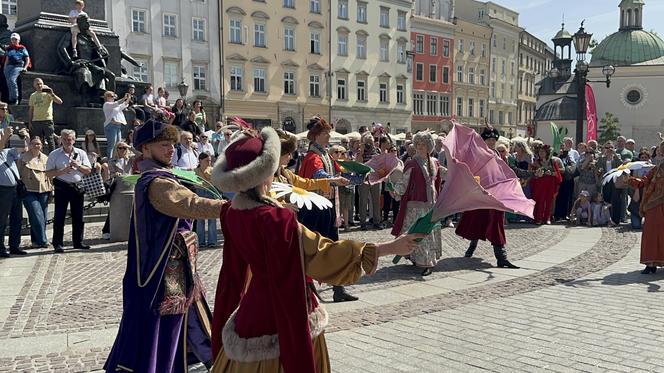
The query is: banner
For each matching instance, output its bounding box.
[585,84,598,141]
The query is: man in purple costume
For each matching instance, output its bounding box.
[105,119,226,373]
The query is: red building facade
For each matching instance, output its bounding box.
[410,16,455,132]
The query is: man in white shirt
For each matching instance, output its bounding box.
[46,129,92,253]
[171,131,198,171]
[563,137,580,163]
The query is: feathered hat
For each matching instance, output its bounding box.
[211,126,280,193]
[480,125,500,141]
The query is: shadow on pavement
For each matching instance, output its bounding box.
[561,270,663,292]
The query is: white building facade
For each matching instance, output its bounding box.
[106,0,221,120]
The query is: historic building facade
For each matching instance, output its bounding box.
[330,0,412,133]
[517,30,548,135]
[452,17,491,130]
[410,0,455,132]
[107,0,222,122]
[456,0,522,136]
[221,0,329,131]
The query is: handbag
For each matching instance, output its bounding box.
[80,171,107,198]
[3,161,27,198]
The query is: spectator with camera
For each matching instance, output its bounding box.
[45,129,92,253]
[0,125,28,257]
[0,101,14,129]
[28,78,63,153]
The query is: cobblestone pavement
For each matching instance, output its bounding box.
[0,222,660,372]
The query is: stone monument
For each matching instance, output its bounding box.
[11,0,147,135]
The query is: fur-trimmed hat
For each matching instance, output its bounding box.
[412,131,434,152]
[133,119,179,151]
[211,127,280,193]
[481,127,500,141]
[306,116,333,142]
[276,129,297,156]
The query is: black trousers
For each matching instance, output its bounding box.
[53,179,85,247]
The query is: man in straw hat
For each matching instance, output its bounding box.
[105,118,225,373]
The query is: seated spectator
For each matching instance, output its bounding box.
[171,98,186,128]
[101,141,135,239]
[82,129,102,172]
[590,192,614,227]
[178,111,202,140]
[0,101,14,129]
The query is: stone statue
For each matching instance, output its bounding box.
[57,13,115,100]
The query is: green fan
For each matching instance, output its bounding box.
[392,210,440,264]
[123,169,224,200]
[337,160,374,175]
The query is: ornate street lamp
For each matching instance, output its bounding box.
[177,79,189,98]
[573,22,615,144]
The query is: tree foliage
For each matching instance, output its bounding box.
[598,112,621,144]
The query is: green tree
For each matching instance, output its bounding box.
[598,112,621,144]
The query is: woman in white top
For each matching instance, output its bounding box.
[102,90,130,159]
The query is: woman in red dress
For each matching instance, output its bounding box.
[529,145,562,225]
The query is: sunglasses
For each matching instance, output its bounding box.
[118,147,128,150]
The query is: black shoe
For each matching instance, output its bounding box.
[0,249,9,258]
[641,266,657,274]
[333,287,358,302]
[74,245,91,250]
[9,249,27,256]
[464,241,478,258]
[421,268,433,276]
[360,224,368,231]
[372,223,383,230]
[53,245,65,253]
[496,259,520,269]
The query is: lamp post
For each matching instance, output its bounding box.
[177,79,189,108]
[573,22,615,145]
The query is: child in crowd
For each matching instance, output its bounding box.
[590,192,615,227]
[68,0,103,58]
[571,190,592,226]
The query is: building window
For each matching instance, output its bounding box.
[254,23,266,47]
[309,74,320,97]
[441,96,450,116]
[337,79,347,100]
[338,0,348,19]
[429,65,437,83]
[284,28,295,51]
[163,14,177,37]
[626,89,642,105]
[459,39,464,52]
[479,99,485,118]
[357,80,366,101]
[415,34,424,53]
[414,93,424,115]
[468,98,474,117]
[427,94,437,116]
[456,97,463,117]
[310,32,320,54]
[456,65,463,83]
[480,69,485,86]
[230,19,242,44]
[492,57,497,76]
[164,62,178,87]
[499,111,504,125]
[468,67,475,85]
[338,33,348,56]
[397,11,407,31]
[1,0,17,15]
[193,65,207,91]
[481,43,486,57]
[132,9,147,33]
[489,110,495,124]
[397,42,406,64]
[492,34,496,47]
[511,61,515,76]
[501,60,506,76]
[133,60,149,82]
[379,38,389,62]
[470,41,475,55]
[508,112,513,124]
[230,66,243,91]
[430,37,438,56]
[443,39,450,57]
[357,35,367,59]
[442,66,449,84]
[192,18,206,42]
[416,63,423,81]
[380,7,389,27]
[254,68,266,93]
[396,84,404,104]
[379,83,388,103]
[284,71,296,95]
[284,0,294,8]
[357,2,367,23]
[510,84,514,99]
[310,0,320,13]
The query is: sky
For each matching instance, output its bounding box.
[492,0,664,46]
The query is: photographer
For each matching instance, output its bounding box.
[0,125,28,257]
[45,129,91,253]
[103,90,131,159]
[28,78,63,153]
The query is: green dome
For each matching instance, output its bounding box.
[590,29,664,66]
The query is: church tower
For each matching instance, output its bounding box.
[552,23,574,79]
[620,0,644,30]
